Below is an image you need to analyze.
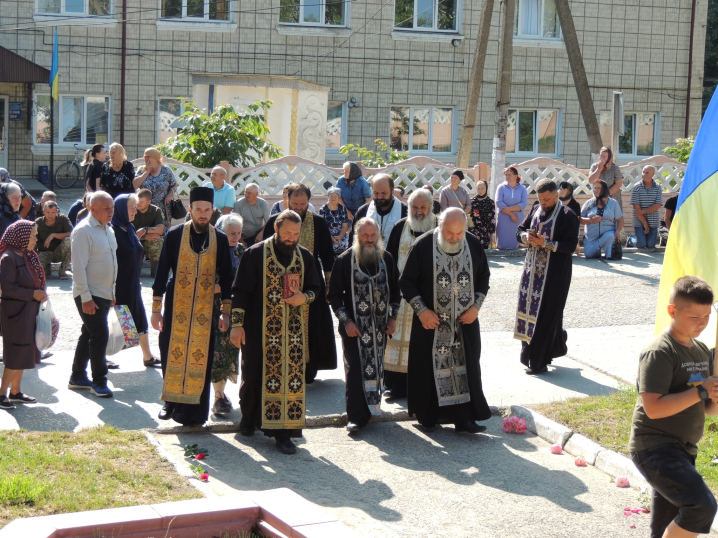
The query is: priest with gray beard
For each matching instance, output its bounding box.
[328,218,401,433]
[399,208,491,433]
[384,188,438,398]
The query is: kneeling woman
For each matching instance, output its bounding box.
[580,180,624,259]
[0,221,48,409]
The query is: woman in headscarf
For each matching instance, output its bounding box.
[335,161,371,218]
[210,214,246,415]
[110,194,158,367]
[468,179,496,249]
[319,186,350,257]
[579,180,624,260]
[134,148,178,225]
[0,168,37,220]
[0,220,48,409]
[0,182,24,238]
[439,170,472,214]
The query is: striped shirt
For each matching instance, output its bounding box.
[630,181,663,228]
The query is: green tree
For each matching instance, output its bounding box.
[663,136,694,164]
[158,102,282,168]
[339,139,410,167]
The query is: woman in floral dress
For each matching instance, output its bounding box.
[319,187,350,258]
[134,148,177,226]
[468,180,496,249]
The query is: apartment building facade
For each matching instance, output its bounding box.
[0,0,707,181]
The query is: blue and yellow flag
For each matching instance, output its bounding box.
[49,27,59,101]
[655,91,718,346]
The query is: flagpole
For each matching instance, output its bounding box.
[50,95,54,191]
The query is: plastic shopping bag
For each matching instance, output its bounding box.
[106,308,126,356]
[35,298,60,351]
[106,305,140,356]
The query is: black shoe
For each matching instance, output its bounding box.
[275,436,297,454]
[222,395,233,409]
[0,396,15,410]
[454,421,486,434]
[9,392,37,403]
[346,422,361,433]
[525,366,549,375]
[212,398,231,416]
[419,422,438,433]
[158,402,174,421]
[239,420,255,437]
[106,360,120,370]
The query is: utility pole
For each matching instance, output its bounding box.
[490,0,515,198]
[456,0,494,169]
[554,0,603,162]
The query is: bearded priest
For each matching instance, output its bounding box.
[383,188,437,398]
[399,208,491,434]
[328,218,401,433]
[231,210,321,454]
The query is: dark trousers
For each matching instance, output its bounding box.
[632,442,718,537]
[72,295,111,385]
[243,231,262,248]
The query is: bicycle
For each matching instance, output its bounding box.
[54,143,85,189]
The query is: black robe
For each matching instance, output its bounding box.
[515,203,579,371]
[232,239,321,437]
[263,212,337,381]
[328,249,401,427]
[152,224,234,425]
[399,232,492,425]
[383,217,426,396]
[349,199,408,246]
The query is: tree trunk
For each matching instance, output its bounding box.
[456,0,495,169]
[490,0,516,198]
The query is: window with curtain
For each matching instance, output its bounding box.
[35,95,110,145]
[514,0,560,39]
[394,0,458,31]
[390,106,455,153]
[280,0,346,25]
[326,101,346,151]
[38,0,111,15]
[158,98,185,143]
[619,113,657,157]
[506,109,559,155]
[161,0,229,20]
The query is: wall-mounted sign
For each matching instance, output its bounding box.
[8,103,22,121]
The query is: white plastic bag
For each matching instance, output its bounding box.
[106,308,126,356]
[35,298,59,351]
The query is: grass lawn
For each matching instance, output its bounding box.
[0,426,201,527]
[532,385,718,496]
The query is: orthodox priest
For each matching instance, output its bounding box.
[328,218,401,433]
[514,178,579,375]
[232,210,321,454]
[151,186,234,427]
[383,188,437,397]
[399,208,491,433]
[349,174,408,245]
[263,183,336,383]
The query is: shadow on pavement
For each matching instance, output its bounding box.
[539,362,617,398]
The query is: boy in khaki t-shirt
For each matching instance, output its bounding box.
[630,276,718,538]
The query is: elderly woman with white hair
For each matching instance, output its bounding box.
[210,213,246,415]
[135,147,178,225]
[319,186,350,257]
[0,168,36,220]
[203,165,236,215]
[100,142,136,199]
[0,183,24,238]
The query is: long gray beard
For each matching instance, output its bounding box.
[437,234,463,254]
[407,213,435,234]
[353,243,384,267]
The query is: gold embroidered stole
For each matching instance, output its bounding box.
[261,240,308,430]
[162,223,217,404]
[384,221,418,373]
[298,212,315,253]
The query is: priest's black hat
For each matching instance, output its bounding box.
[189,186,214,205]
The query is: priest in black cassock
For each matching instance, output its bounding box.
[514,178,579,375]
[349,174,408,246]
[328,218,401,433]
[399,208,492,433]
[383,188,437,398]
[263,183,336,383]
[151,186,234,427]
[232,210,321,454]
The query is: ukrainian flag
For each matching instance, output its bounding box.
[49,27,58,101]
[655,91,718,346]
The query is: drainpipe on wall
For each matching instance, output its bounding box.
[120,0,127,145]
[685,0,697,137]
[209,85,215,112]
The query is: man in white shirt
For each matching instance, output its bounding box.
[68,191,118,398]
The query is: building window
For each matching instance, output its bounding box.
[390,106,455,153]
[326,101,346,151]
[161,0,229,21]
[394,0,457,32]
[37,0,112,15]
[619,113,657,157]
[506,109,559,155]
[514,0,560,39]
[280,0,346,25]
[35,94,110,145]
[158,98,185,143]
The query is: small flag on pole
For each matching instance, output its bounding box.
[49,27,59,101]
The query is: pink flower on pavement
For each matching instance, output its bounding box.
[195,453,206,460]
[615,476,630,488]
[502,418,514,433]
[574,456,587,467]
[200,473,209,482]
[515,418,527,434]
[629,525,636,529]
[550,444,563,454]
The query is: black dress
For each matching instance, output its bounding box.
[111,223,148,335]
[85,159,104,192]
[100,161,135,198]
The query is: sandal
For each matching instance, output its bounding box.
[143,357,161,368]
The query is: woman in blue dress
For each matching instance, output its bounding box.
[319,187,350,257]
[495,166,528,249]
